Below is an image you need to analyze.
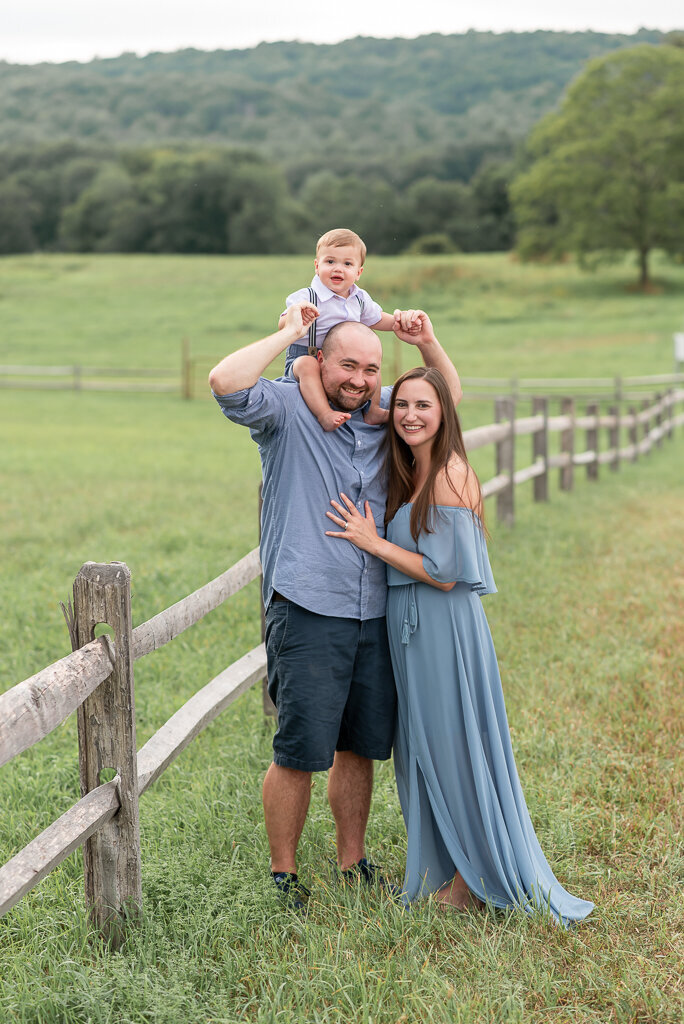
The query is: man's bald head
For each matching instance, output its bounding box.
[321,321,382,363]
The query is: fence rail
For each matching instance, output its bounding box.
[0,364,178,393]
[459,372,684,403]
[478,389,683,522]
[0,555,266,943]
[1,383,682,945]
[4,353,683,403]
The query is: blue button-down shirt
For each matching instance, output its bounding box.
[214,378,392,620]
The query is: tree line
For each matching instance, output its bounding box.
[6,28,640,258]
[0,142,515,256]
[1,32,682,284]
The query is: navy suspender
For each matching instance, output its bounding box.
[307,288,318,356]
[305,288,365,357]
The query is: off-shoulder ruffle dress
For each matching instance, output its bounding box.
[386,504,594,926]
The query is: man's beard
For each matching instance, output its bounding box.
[325,384,373,411]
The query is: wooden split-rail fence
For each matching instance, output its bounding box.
[2,348,682,405]
[473,387,682,524]
[1,385,682,946]
[0,364,179,393]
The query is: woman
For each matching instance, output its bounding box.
[325,366,594,925]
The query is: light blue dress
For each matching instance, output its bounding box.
[387,504,594,926]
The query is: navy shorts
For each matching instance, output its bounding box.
[284,342,313,378]
[265,598,396,772]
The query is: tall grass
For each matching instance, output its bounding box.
[1,255,682,1023]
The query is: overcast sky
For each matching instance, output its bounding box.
[1,0,681,65]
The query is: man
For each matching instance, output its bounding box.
[208,302,461,908]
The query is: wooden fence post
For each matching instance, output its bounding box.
[532,396,548,502]
[608,405,620,472]
[628,405,638,461]
[495,396,515,526]
[392,335,401,384]
[560,397,574,492]
[641,397,651,456]
[666,388,675,440]
[257,484,277,719]
[181,337,192,400]
[72,561,142,946]
[654,392,663,448]
[586,401,599,481]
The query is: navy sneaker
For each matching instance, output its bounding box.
[271,871,310,912]
[340,858,400,897]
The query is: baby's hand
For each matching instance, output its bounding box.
[301,304,319,328]
[392,309,434,345]
[393,308,421,335]
[318,409,352,432]
[279,301,319,332]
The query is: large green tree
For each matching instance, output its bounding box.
[511,44,684,287]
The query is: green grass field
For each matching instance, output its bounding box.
[1,254,682,1023]
[2,250,682,379]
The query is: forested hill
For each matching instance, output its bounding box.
[0,29,664,178]
[0,29,674,256]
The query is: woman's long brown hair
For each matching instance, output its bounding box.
[384,366,484,541]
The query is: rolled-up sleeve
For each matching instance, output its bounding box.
[212,378,297,441]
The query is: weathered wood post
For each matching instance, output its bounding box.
[654,391,663,448]
[392,335,401,384]
[495,396,515,526]
[257,484,277,719]
[628,405,638,461]
[72,561,142,946]
[532,396,548,502]
[641,397,651,456]
[181,337,192,400]
[560,397,574,492]
[586,401,599,481]
[614,375,623,404]
[666,388,675,440]
[608,404,620,472]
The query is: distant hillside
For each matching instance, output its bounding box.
[1,30,677,257]
[0,30,665,181]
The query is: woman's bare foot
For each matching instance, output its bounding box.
[318,410,352,431]
[435,873,484,912]
[363,405,389,426]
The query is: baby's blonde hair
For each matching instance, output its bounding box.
[316,228,366,265]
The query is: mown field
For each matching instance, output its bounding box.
[1,253,683,1024]
[1,250,682,377]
